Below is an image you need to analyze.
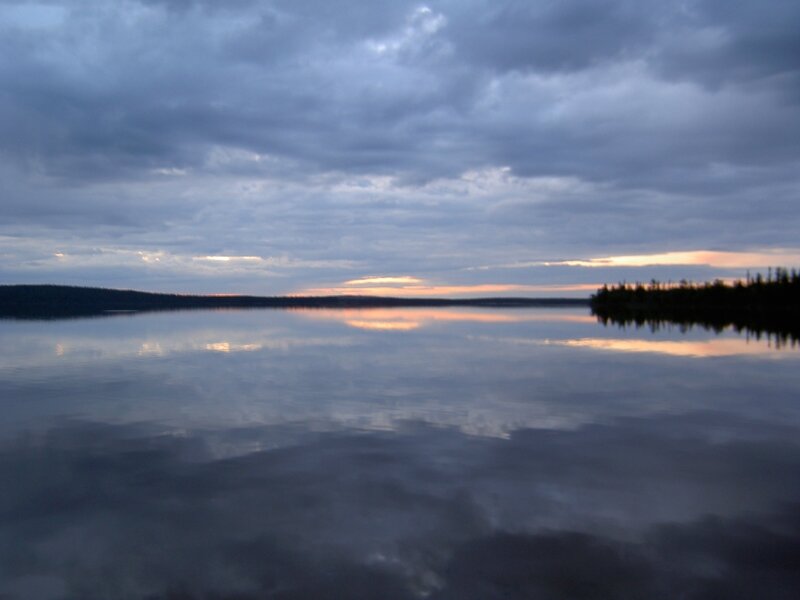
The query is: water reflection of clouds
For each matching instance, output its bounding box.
[2,415,799,599]
[3,310,800,596]
[557,337,798,358]
[0,328,355,369]
[3,309,799,441]
[205,342,263,353]
[474,335,798,358]
[2,308,598,368]
[100,335,347,360]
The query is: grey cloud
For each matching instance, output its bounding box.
[445,0,662,74]
[653,0,800,94]
[488,179,800,259]
[2,0,796,188]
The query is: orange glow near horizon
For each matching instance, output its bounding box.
[343,276,424,286]
[555,337,795,358]
[548,249,800,269]
[301,283,599,297]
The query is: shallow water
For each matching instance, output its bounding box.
[1,307,799,599]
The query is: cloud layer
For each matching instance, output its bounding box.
[1,0,799,293]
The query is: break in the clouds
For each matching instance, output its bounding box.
[1,0,799,294]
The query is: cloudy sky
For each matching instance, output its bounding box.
[1,0,799,296]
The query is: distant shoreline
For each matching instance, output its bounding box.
[0,284,590,319]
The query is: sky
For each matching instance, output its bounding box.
[1,0,799,297]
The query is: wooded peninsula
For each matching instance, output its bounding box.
[590,268,800,345]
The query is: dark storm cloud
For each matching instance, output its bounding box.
[1,0,797,186]
[2,413,800,598]
[654,0,800,94]
[1,0,438,181]
[446,0,662,73]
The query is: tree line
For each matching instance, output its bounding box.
[590,268,800,347]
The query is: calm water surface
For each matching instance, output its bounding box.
[1,307,799,599]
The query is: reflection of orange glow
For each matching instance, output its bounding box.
[345,320,421,331]
[205,342,263,353]
[302,283,599,297]
[556,338,795,357]
[138,342,164,356]
[207,342,231,352]
[300,307,595,331]
[549,249,800,269]
[194,255,263,262]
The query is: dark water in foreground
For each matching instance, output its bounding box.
[1,307,799,599]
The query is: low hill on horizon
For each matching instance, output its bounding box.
[0,284,589,319]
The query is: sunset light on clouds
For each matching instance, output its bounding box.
[343,276,424,286]
[1,1,799,295]
[547,250,800,269]
[303,280,600,297]
[195,256,264,263]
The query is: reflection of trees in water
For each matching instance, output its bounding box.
[591,269,800,348]
[592,309,799,349]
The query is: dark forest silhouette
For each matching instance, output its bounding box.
[0,285,587,319]
[591,268,800,347]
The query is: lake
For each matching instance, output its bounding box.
[1,307,799,599]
